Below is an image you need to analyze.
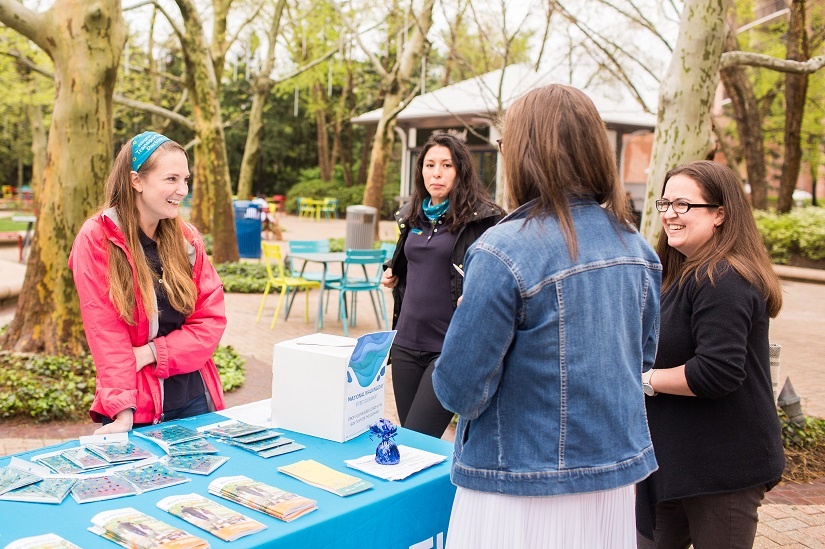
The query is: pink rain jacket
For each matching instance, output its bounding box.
[69,208,226,425]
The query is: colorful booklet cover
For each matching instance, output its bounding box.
[0,459,43,495]
[0,477,76,504]
[220,436,293,453]
[230,429,283,444]
[157,493,266,541]
[2,533,83,549]
[89,507,208,549]
[61,448,110,471]
[208,475,317,522]
[70,473,140,504]
[32,452,84,475]
[160,455,228,476]
[200,421,269,439]
[115,462,190,493]
[85,442,154,464]
[277,459,372,497]
[165,438,218,457]
[134,426,205,453]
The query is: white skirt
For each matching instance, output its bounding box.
[445,484,636,549]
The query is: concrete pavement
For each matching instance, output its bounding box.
[1,214,824,547]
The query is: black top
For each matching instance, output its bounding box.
[636,263,784,537]
[139,231,204,412]
[388,201,502,335]
[394,214,459,352]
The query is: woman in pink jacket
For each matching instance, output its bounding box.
[69,131,226,434]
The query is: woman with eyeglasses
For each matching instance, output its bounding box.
[432,84,661,547]
[69,131,226,434]
[381,132,501,439]
[636,161,784,548]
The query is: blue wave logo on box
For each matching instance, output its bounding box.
[346,331,396,388]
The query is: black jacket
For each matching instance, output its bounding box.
[387,201,502,329]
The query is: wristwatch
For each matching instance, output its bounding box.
[642,369,658,397]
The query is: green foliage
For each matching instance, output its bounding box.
[754,207,825,264]
[213,345,245,392]
[780,410,825,451]
[215,262,269,293]
[0,345,245,422]
[286,166,400,219]
[0,219,28,231]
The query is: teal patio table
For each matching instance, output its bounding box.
[0,405,455,549]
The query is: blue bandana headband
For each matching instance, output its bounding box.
[131,131,171,172]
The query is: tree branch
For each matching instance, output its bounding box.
[1,48,53,79]
[126,1,185,44]
[0,0,49,54]
[592,0,673,52]
[113,94,195,130]
[329,1,388,78]
[274,47,338,83]
[720,51,825,73]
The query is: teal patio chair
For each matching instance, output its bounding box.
[319,197,339,220]
[325,249,388,336]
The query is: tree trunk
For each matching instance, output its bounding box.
[362,0,437,225]
[0,0,126,355]
[640,0,729,244]
[720,23,769,209]
[235,0,286,201]
[27,102,46,198]
[314,83,333,182]
[175,0,239,263]
[358,124,375,185]
[777,0,809,213]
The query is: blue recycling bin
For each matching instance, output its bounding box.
[233,200,262,259]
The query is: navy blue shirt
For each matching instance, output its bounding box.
[139,231,204,411]
[394,216,458,352]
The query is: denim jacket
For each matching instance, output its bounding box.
[433,198,662,496]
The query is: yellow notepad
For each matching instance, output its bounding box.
[278,460,373,497]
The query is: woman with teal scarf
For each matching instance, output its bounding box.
[381,133,501,438]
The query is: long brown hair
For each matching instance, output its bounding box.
[656,161,782,317]
[104,139,197,324]
[408,132,499,231]
[502,84,631,259]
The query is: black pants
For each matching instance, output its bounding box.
[390,343,455,438]
[636,485,766,549]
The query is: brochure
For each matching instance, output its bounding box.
[199,421,268,439]
[157,493,266,541]
[88,507,208,549]
[165,439,218,457]
[230,429,283,444]
[115,462,190,493]
[70,473,140,504]
[256,442,305,459]
[85,442,154,464]
[0,459,43,495]
[0,477,76,504]
[207,475,316,522]
[344,445,447,481]
[160,455,228,476]
[219,436,293,453]
[134,426,205,453]
[61,448,109,471]
[2,533,83,549]
[32,452,84,475]
[277,459,372,497]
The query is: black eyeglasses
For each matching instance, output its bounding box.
[496,138,503,153]
[655,199,720,214]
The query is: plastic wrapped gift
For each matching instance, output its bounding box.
[369,419,400,465]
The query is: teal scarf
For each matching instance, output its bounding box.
[422,197,449,223]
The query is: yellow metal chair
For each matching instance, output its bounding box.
[297,197,316,219]
[256,242,320,328]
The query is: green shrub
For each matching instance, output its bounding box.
[213,345,246,392]
[754,207,825,264]
[0,345,245,422]
[215,262,269,293]
[286,167,400,219]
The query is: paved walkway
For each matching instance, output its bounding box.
[1,214,824,546]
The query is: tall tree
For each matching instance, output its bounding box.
[719,16,768,208]
[777,0,809,213]
[164,0,240,263]
[0,0,126,354]
[337,0,437,225]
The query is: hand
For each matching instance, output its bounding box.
[94,409,134,434]
[381,268,398,289]
[457,295,463,307]
[133,344,155,372]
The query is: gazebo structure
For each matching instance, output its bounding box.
[352,64,656,205]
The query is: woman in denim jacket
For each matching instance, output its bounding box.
[433,84,662,548]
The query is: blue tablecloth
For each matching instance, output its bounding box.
[0,413,456,548]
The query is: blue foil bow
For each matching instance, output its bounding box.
[369,418,400,465]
